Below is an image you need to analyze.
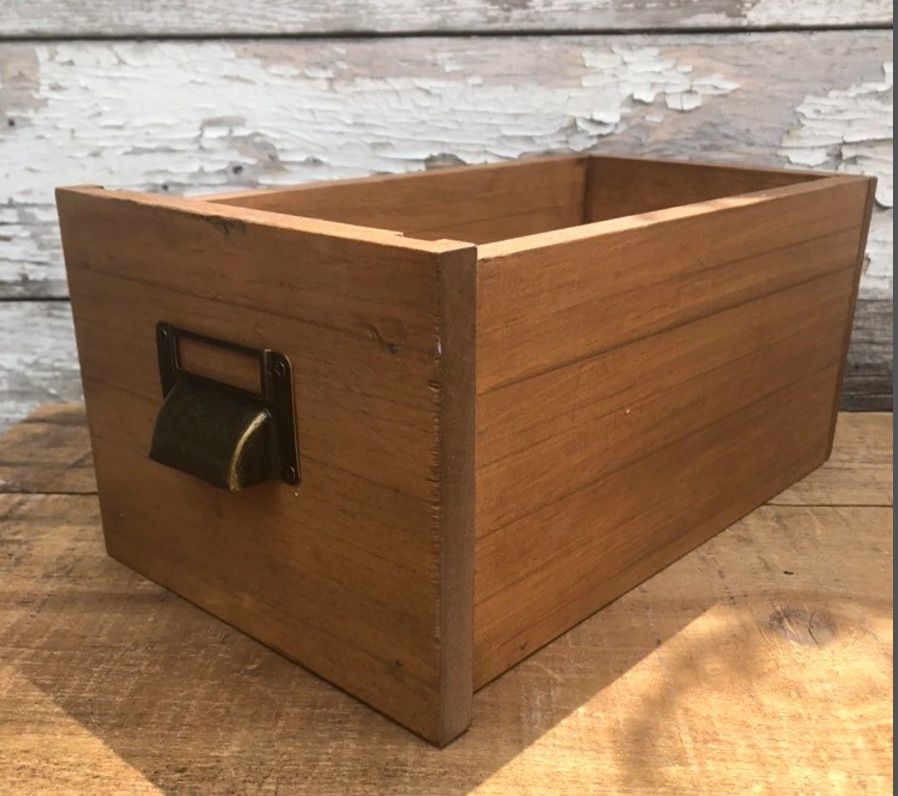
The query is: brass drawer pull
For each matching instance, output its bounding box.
[149,322,300,492]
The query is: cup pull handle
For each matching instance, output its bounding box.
[148,322,300,492]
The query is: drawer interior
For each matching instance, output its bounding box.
[205,155,824,245]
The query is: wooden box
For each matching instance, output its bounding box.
[57,154,875,745]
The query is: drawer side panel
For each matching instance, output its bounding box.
[474,176,873,687]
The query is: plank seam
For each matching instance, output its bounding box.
[0,489,98,496]
[476,358,841,542]
[478,301,850,469]
[0,24,892,42]
[83,406,439,507]
[480,257,859,396]
[473,427,832,616]
[765,501,891,507]
[68,269,440,356]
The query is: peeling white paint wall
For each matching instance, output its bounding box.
[684,0,891,27]
[5,42,736,187]
[0,302,81,428]
[0,31,892,423]
[779,62,893,296]
[742,0,888,26]
[1,37,891,299]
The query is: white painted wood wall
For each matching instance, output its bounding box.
[0,2,892,427]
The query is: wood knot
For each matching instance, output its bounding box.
[768,607,837,647]
[202,215,247,237]
[364,323,399,354]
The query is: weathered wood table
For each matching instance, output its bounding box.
[0,405,891,794]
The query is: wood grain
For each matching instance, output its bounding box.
[585,154,819,221]
[477,175,869,392]
[0,0,889,37]
[435,244,478,742]
[0,403,95,495]
[477,269,855,534]
[472,165,872,684]
[56,187,477,744]
[0,406,890,794]
[771,411,892,507]
[475,365,840,684]
[212,156,587,244]
[844,297,894,411]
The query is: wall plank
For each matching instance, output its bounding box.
[0,301,81,430]
[843,298,894,412]
[0,32,891,419]
[0,0,891,38]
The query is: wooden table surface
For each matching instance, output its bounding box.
[0,405,892,795]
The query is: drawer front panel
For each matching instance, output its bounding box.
[58,188,476,744]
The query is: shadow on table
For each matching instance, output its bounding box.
[6,502,720,795]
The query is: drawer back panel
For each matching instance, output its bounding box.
[209,157,588,243]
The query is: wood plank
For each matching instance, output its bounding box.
[437,246,477,740]
[211,157,586,243]
[843,297,894,411]
[0,403,94,495]
[473,171,870,682]
[477,176,868,392]
[478,269,854,534]
[56,187,477,744]
[585,154,819,221]
[0,0,889,37]
[479,271,848,468]
[210,153,828,241]
[474,364,838,684]
[211,156,587,244]
[0,409,890,793]
[0,301,82,431]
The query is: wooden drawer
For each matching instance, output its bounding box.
[56,154,875,745]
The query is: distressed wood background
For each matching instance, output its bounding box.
[0,2,893,428]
